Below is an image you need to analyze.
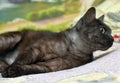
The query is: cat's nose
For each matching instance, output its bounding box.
[110,36,114,42]
[107,37,114,47]
[105,35,114,47]
[108,37,114,43]
[111,38,114,42]
[108,35,114,42]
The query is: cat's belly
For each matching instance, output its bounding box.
[5,50,19,65]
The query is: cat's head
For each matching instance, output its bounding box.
[74,7,114,51]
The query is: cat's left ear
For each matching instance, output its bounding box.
[82,7,96,23]
[74,7,96,30]
[98,15,104,22]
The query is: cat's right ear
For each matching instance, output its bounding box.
[98,15,104,22]
[82,7,96,23]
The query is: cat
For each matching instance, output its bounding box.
[0,7,114,77]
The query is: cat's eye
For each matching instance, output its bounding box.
[100,28,105,34]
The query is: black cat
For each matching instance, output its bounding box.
[0,7,114,77]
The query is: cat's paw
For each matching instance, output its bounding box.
[0,60,8,73]
[1,65,23,77]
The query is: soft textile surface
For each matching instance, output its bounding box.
[0,43,120,83]
[57,73,120,83]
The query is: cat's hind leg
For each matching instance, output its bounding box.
[1,62,51,77]
[0,31,22,52]
[1,58,66,77]
[1,45,43,77]
[0,31,22,73]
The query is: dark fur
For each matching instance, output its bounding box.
[0,7,114,77]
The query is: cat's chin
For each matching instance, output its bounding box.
[95,42,113,51]
[101,46,111,51]
[101,43,113,51]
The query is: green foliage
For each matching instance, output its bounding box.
[47,7,64,17]
[63,0,81,14]
[26,12,40,21]
[18,21,71,32]
[8,0,31,3]
[54,0,63,5]
[0,21,5,27]
[43,21,70,32]
[18,25,38,31]
[0,1,80,22]
[0,2,56,22]
[27,7,64,21]
[38,10,49,20]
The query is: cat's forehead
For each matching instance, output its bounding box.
[93,19,110,27]
[87,19,111,31]
[93,19,103,25]
[96,19,111,32]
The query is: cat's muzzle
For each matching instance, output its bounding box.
[102,37,114,50]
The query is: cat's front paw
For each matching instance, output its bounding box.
[2,65,23,77]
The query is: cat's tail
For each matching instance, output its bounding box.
[0,31,23,52]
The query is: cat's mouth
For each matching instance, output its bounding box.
[101,45,112,50]
[99,41,113,51]
[94,39,113,51]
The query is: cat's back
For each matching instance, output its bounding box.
[18,30,64,50]
[22,29,57,38]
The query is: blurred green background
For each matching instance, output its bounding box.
[0,0,120,35]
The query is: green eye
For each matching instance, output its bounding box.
[100,28,105,34]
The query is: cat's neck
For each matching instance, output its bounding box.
[64,28,93,55]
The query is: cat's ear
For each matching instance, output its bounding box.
[98,15,104,22]
[82,7,96,23]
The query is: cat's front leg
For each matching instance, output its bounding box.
[0,31,22,52]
